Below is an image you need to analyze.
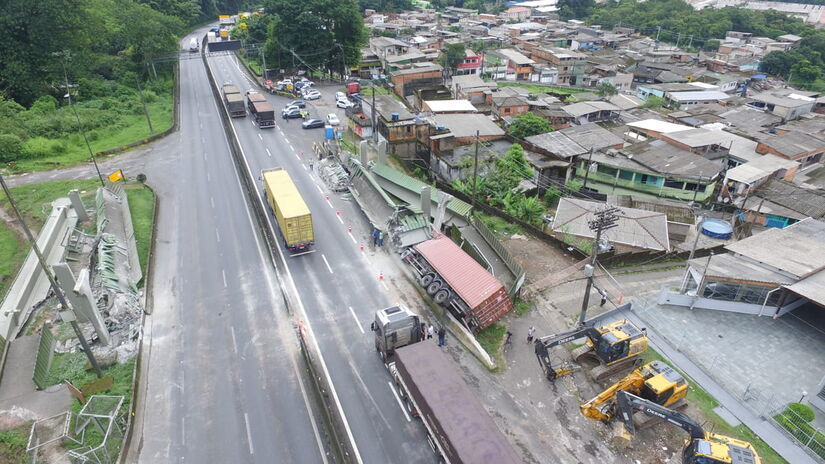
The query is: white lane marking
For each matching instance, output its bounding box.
[381,280,389,291]
[210,197,215,209]
[257,133,263,141]
[208,58,361,464]
[348,306,364,334]
[207,171,211,182]
[222,269,228,288]
[336,214,344,224]
[230,326,238,353]
[288,143,294,150]
[321,254,334,274]
[291,356,330,464]
[327,201,333,209]
[181,417,186,446]
[204,152,208,161]
[266,148,272,157]
[244,412,255,455]
[302,164,307,171]
[294,152,300,160]
[215,228,221,243]
[388,382,411,422]
[315,184,323,194]
[347,231,357,245]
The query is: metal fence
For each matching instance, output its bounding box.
[33,327,55,390]
[470,215,526,297]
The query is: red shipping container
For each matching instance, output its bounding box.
[346,81,361,94]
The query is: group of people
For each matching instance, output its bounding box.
[421,323,447,346]
[371,229,384,247]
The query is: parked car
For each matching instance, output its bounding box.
[287,100,306,108]
[336,91,346,101]
[326,113,340,125]
[304,90,321,100]
[282,105,300,115]
[209,27,220,34]
[283,109,302,119]
[302,119,325,129]
[336,98,354,109]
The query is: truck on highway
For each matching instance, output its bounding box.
[391,341,521,464]
[370,305,422,361]
[222,84,246,118]
[189,38,199,52]
[262,167,314,253]
[246,90,266,113]
[250,101,275,128]
[402,234,513,334]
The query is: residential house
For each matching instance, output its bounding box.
[609,94,644,111]
[633,63,689,85]
[665,90,731,108]
[501,6,531,21]
[748,90,817,121]
[451,74,497,105]
[455,49,482,75]
[562,101,621,124]
[573,139,723,202]
[625,119,692,141]
[372,95,430,157]
[490,48,535,81]
[756,131,825,168]
[390,63,444,98]
[423,100,478,114]
[740,179,825,228]
[523,123,624,182]
[432,139,511,181]
[531,63,559,84]
[492,95,530,120]
[636,83,709,101]
[531,47,586,85]
[428,113,506,178]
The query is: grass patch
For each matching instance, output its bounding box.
[0,178,100,301]
[125,183,155,286]
[476,322,507,365]
[642,349,788,464]
[497,82,587,96]
[0,425,29,464]
[513,298,533,317]
[237,53,263,77]
[773,406,825,461]
[476,211,524,238]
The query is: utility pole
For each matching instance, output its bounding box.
[371,83,377,144]
[0,174,102,377]
[676,32,682,48]
[578,206,620,325]
[471,130,481,213]
[581,148,594,191]
[688,35,694,49]
[57,52,105,188]
[134,75,153,133]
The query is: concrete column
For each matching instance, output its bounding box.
[68,190,89,222]
[420,186,431,225]
[53,264,110,345]
[377,140,388,165]
[359,141,369,165]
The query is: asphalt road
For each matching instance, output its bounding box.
[205,53,433,463]
[128,30,325,463]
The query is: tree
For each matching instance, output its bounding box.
[761,51,796,77]
[640,95,667,109]
[596,82,617,97]
[440,43,466,75]
[790,59,821,84]
[557,0,594,20]
[702,39,720,52]
[0,134,24,162]
[508,112,551,139]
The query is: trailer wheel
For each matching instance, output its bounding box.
[433,289,451,305]
[419,273,435,287]
[426,281,442,295]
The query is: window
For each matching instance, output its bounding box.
[504,107,511,114]
[618,170,634,181]
[638,174,660,185]
[702,281,738,301]
[597,165,618,177]
[684,182,700,192]
[664,179,684,189]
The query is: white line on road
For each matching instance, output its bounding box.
[222,269,228,288]
[207,171,211,182]
[315,184,323,194]
[321,254,334,274]
[381,280,389,291]
[294,152,300,160]
[257,133,263,141]
[388,382,411,422]
[230,326,238,353]
[288,143,294,150]
[266,148,272,157]
[244,412,255,455]
[348,306,364,334]
[291,357,330,464]
[204,152,208,161]
[302,164,307,171]
[336,215,344,224]
[215,228,221,243]
[347,231,357,244]
[210,197,215,209]
[181,417,186,446]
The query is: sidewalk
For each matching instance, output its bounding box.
[608,306,819,464]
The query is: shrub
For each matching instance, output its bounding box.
[544,185,562,207]
[29,95,58,114]
[23,137,65,158]
[0,134,24,162]
[788,403,815,422]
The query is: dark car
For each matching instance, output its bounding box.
[210,27,220,33]
[287,99,306,108]
[302,119,325,129]
[282,109,302,119]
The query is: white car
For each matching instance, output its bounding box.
[282,105,300,114]
[335,91,346,101]
[304,90,321,100]
[336,98,354,109]
[326,113,340,126]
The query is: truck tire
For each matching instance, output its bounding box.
[434,289,451,305]
[419,273,435,287]
[427,281,442,295]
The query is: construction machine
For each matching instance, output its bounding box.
[616,390,762,464]
[534,316,648,381]
[581,360,688,429]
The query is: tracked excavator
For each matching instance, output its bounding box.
[616,390,762,464]
[581,360,688,429]
[534,316,648,381]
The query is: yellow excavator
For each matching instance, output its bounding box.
[616,390,762,464]
[534,318,648,381]
[581,360,688,428]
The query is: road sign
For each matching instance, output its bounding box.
[108,169,124,183]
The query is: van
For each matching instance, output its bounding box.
[189,38,198,52]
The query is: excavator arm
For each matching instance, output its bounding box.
[534,325,601,381]
[580,371,645,421]
[615,390,705,440]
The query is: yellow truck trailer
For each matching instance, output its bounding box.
[262,167,314,253]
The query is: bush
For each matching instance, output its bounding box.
[544,185,562,207]
[0,134,24,162]
[788,403,815,422]
[29,95,58,114]
[566,178,583,193]
[23,137,65,158]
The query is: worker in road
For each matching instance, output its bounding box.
[427,324,434,340]
[437,327,446,346]
[527,326,535,344]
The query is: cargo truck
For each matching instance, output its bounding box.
[402,234,513,334]
[370,305,422,362]
[250,101,275,128]
[390,342,521,464]
[222,84,245,118]
[262,168,314,253]
[246,90,266,113]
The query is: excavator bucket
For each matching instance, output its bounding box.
[609,422,634,449]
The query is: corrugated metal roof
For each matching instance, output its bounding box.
[370,164,472,217]
[414,234,505,309]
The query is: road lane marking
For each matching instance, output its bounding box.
[381,280,389,291]
[207,171,211,181]
[302,164,307,171]
[336,215,344,224]
[321,254,334,274]
[347,231,357,244]
[244,412,255,455]
[294,152,300,160]
[388,382,411,422]
[181,417,186,446]
[291,356,330,464]
[348,306,364,334]
[215,228,221,243]
[230,326,238,353]
[222,269,228,288]
[204,152,208,161]
[315,184,323,194]
[266,148,272,157]
[257,133,263,141]
[288,143,294,150]
[210,197,215,209]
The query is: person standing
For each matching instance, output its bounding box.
[527,326,535,344]
[377,231,384,247]
[372,229,379,246]
[420,322,427,341]
[600,293,607,307]
[437,327,446,346]
[427,324,434,340]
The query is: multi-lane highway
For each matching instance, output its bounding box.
[129,29,326,463]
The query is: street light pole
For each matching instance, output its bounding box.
[0,174,102,377]
[578,206,620,325]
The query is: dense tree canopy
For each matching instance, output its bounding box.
[508,112,551,140]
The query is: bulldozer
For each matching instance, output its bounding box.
[581,360,688,429]
[534,316,648,381]
[616,390,761,464]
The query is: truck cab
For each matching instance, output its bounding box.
[370,305,421,362]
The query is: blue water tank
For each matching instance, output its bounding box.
[325,125,334,140]
[391,112,400,121]
[701,219,733,239]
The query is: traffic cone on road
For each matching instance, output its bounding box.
[379,272,384,281]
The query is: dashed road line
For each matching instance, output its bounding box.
[388,382,411,422]
[381,280,389,291]
[315,184,323,194]
[321,254,334,274]
[222,269,228,288]
[257,133,263,141]
[336,215,344,224]
[230,326,238,353]
[244,412,255,455]
[348,306,364,334]
[215,228,221,243]
[266,148,272,157]
[210,197,215,209]
[347,231,357,244]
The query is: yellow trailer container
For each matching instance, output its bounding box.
[262,168,314,252]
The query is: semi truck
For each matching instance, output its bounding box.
[402,233,513,334]
[250,101,275,128]
[262,168,314,253]
[246,90,266,113]
[391,341,521,464]
[370,305,422,361]
[222,84,245,118]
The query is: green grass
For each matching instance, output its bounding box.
[497,82,587,96]
[476,211,524,237]
[0,425,29,464]
[476,322,507,367]
[0,178,100,301]
[773,407,825,461]
[642,349,788,464]
[125,183,155,286]
[513,298,533,317]
[238,53,263,77]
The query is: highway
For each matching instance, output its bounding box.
[129,30,326,463]
[204,49,433,463]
